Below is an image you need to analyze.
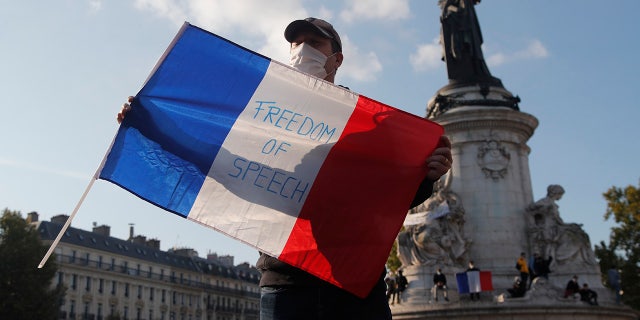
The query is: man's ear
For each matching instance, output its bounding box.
[334,52,344,69]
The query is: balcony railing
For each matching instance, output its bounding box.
[57,254,259,298]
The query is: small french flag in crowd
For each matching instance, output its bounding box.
[456,271,494,294]
[98,23,444,297]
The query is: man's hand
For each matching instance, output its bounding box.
[425,135,452,181]
[116,96,134,124]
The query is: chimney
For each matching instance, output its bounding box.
[218,255,235,267]
[92,225,111,237]
[170,248,199,258]
[128,223,134,241]
[26,212,39,223]
[146,238,161,250]
[132,235,147,245]
[51,214,69,225]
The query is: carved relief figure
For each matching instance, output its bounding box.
[526,185,597,269]
[398,175,470,267]
[477,139,510,180]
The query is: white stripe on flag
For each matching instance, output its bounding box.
[188,62,359,255]
[467,271,481,293]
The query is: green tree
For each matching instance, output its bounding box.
[595,182,640,310]
[0,209,65,319]
[387,239,402,273]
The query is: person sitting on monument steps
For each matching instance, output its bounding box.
[432,268,449,302]
[579,283,598,306]
[564,275,580,298]
[507,277,526,298]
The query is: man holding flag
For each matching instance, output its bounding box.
[255,18,451,320]
[118,17,451,320]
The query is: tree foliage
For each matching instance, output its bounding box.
[595,182,640,310]
[387,239,401,273]
[0,209,65,319]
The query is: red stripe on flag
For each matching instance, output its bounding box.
[480,271,493,291]
[278,95,443,297]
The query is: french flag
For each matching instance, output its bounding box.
[99,23,444,297]
[456,271,494,294]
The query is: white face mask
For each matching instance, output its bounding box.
[289,43,336,79]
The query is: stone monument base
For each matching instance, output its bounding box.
[393,268,637,319]
[392,304,637,320]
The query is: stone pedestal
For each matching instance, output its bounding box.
[431,84,539,289]
[391,84,636,319]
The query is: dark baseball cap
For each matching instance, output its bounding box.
[284,17,342,52]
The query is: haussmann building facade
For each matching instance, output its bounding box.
[32,212,261,320]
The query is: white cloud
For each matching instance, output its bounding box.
[338,36,383,82]
[519,39,549,59]
[88,0,102,13]
[0,158,87,180]
[132,0,381,83]
[486,39,549,67]
[409,38,442,72]
[486,52,506,67]
[132,0,308,62]
[339,0,410,23]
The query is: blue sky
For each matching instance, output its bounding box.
[1,0,639,266]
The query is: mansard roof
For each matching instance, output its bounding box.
[36,220,260,283]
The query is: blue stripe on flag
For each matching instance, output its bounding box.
[99,23,271,216]
[456,272,470,294]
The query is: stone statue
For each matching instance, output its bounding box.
[438,0,502,86]
[526,185,597,269]
[397,175,470,267]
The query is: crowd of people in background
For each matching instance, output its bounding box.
[385,253,618,306]
[385,270,408,305]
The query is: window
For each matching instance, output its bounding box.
[71,250,76,263]
[69,300,76,317]
[150,288,154,301]
[97,303,103,319]
[137,285,142,299]
[57,272,64,286]
[125,283,129,297]
[85,252,90,265]
[162,289,166,303]
[124,306,128,319]
[98,256,103,268]
[85,276,91,292]
[148,266,153,278]
[111,280,117,295]
[137,264,141,276]
[99,278,104,294]
[71,274,77,290]
[111,258,115,270]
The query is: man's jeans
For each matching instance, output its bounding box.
[260,277,391,320]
